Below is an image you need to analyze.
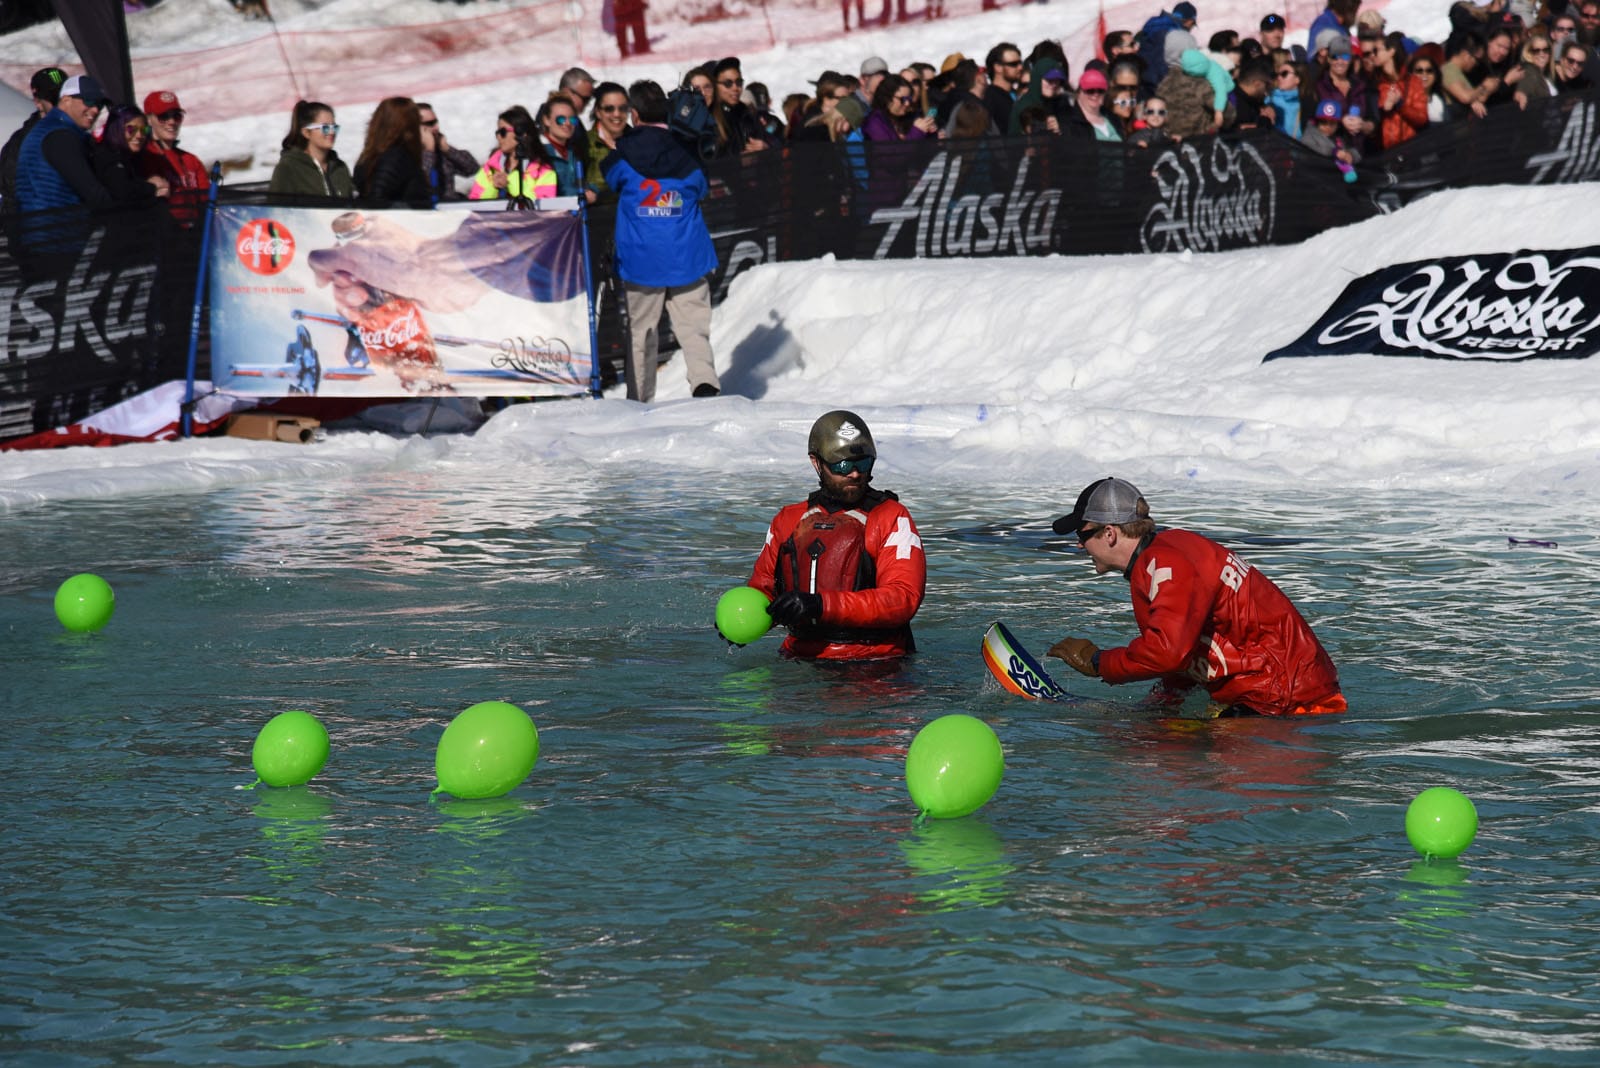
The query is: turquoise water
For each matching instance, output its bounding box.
[4,469,1600,1065]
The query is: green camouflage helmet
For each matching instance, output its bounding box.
[807,410,876,464]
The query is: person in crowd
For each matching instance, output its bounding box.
[354,96,430,205]
[899,65,929,114]
[782,91,811,130]
[747,82,785,142]
[1009,58,1068,134]
[92,105,168,207]
[611,0,649,57]
[1315,36,1375,151]
[1228,59,1276,128]
[583,82,630,204]
[1071,67,1121,140]
[1179,49,1236,132]
[1128,95,1175,146]
[469,107,556,202]
[1107,84,1141,136]
[139,89,209,224]
[862,74,938,141]
[857,55,890,112]
[1208,29,1243,73]
[686,67,715,109]
[417,102,477,202]
[1408,49,1450,123]
[601,79,720,402]
[14,75,114,253]
[1105,29,1140,60]
[1555,38,1596,94]
[1307,0,1361,54]
[1479,25,1528,108]
[792,71,852,142]
[1271,57,1311,136]
[710,57,769,155]
[1516,27,1558,106]
[269,100,354,198]
[1440,29,1495,117]
[538,92,591,198]
[1302,97,1361,178]
[1,67,66,208]
[1046,477,1344,718]
[746,410,925,662]
[983,41,1025,132]
[1109,58,1146,104]
[1258,12,1290,56]
[1157,49,1229,136]
[1369,31,1429,148]
[939,59,995,135]
[1137,2,1201,91]
[556,67,595,156]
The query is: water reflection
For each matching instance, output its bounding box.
[899,818,1014,912]
[250,787,333,893]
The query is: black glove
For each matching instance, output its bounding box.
[1048,636,1101,678]
[767,590,822,627]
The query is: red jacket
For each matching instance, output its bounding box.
[1098,529,1343,715]
[748,489,925,660]
[1375,71,1429,150]
[140,140,209,225]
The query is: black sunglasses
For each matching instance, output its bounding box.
[823,456,874,476]
[1077,525,1106,545]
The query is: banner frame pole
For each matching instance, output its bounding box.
[578,198,602,397]
[181,164,224,438]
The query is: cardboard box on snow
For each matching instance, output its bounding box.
[226,412,320,444]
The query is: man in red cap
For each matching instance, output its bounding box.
[1046,477,1344,718]
[140,89,209,224]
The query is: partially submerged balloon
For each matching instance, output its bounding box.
[252,710,330,787]
[905,714,1004,819]
[715,586,773,645]
[1405,786,1478,859]
[435,701,540,800]
[55,573,115,633]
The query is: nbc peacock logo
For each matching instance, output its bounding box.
[236,218,296,275]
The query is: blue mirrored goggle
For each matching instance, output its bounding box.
[824,455,874,476]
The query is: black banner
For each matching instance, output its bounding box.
[1265,246,1600,362]
[5,89,1600,441]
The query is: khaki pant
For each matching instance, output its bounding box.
[624,278,717,402]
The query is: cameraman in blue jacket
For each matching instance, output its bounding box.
[601,80,722,402]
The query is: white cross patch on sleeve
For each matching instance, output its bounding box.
[1146,557,1173,600]
[884,516,923,560]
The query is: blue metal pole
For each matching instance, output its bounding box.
[577,198,602,397]
[181,162,224,438]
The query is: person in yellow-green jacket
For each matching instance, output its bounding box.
[468,107,556,203]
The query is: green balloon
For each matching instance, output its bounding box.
[435,701,540,800]
[54,573,115,633]
[715,586,773,645]
[1405,786,1479,859]
[252,710,330,787]
[905,714,1004,819]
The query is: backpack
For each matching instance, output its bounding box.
[1136,14,1177,89]
[667,86,718,160]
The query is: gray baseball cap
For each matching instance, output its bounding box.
[1051,477,1146,535]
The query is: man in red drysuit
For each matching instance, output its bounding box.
[747,410,926,661]
[1047,477,1345,717]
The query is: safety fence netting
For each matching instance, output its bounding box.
[4,89,1597,444]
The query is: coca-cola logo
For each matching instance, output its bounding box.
[235,218,296,275]
[359,307,425,351]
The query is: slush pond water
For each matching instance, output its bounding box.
[3,463,1599,1066]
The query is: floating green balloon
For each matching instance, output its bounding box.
[434,701,539,800]
[54,573,115,633]
[252,710,330,787]
[1405,786,1479,859]
[715,586,773,645]
[905,714,1004,819]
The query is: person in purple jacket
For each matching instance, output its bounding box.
[601,79,721,402]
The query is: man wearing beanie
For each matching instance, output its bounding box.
[1,67,67,207]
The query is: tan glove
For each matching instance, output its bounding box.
[1048,636,1100,677]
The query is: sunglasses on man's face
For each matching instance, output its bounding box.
[597,104,628,113]
[156,109,184,122]
[822,456,874,476]
[1077,525,1106,545]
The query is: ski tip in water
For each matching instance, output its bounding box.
[980,621,1070,702]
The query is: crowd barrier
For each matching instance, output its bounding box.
[3,88,1597,444]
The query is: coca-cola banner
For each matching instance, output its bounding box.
[1264,247,1600,363]
[209,204,597,398]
